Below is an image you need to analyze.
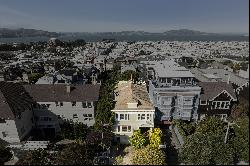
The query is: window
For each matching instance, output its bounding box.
[60,102,63,107]
[221,102,225,108]
[55,101,59,106]
[73,114,78,119]
[2,132,7,137]
[117,126,120,132]
[82,102,87,108]
[163,97,172,105]
[40,117,52,121]
[115,113,118,120]
[146,114,151,120]
[87,102,92,108]
[201,100,206,104]
[57,115,61,119]
[121,125,132,132]
[119,114,129,121]
[88,114,92,117]
[120,114,124,120]
[46,104,50,108]
[138,114,146,120]
[72,101,76,106]
[225,102,230,109]
[184,98,192,105]
[216,102,220,108]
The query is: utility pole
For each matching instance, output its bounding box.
[224,122,240,144]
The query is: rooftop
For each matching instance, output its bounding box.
[113,81,154,110]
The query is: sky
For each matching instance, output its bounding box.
[0,0,249,33]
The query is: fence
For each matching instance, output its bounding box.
[173,125,184,146]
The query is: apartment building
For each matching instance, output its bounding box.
[112,81,155,144]
[143,60,201,122]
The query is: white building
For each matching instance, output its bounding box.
[112,81,155,144]
[0,81,100,144]
[144,60,201,122]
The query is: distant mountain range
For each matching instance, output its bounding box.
[0,28,248,42]
[0,28,58,38]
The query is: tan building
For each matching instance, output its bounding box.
[112,81,155,144]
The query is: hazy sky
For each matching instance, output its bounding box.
[0,0,249,33]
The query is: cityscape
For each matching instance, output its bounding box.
[0,0,249,165]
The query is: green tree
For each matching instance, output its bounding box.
[29,73,44,84]
[148,128,162,149]
[230,102,249,120]
[181,132,234,165]
[132,145,166,165]
[55,143,95,165]
[129,129,147,149]
[180,117,236,165]
[232,116,249,162]
[60,120,89,141]
[18,149,52,165]
[0,146,12,165]
[196,116,227,135]
[120,70,139,82]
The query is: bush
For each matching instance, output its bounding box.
[114,155,123,165]
[129,129,147,149]
[148,128,162,149]
[132,145,166,165]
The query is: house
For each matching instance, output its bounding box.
[24,84,100,127]
[0,81,101,144]
[112,81,155,144]
[0,81,35,144]
[198,82,237,121]
[145,61,201,122]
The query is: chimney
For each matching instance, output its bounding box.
[66,84,71,93]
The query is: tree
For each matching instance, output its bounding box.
[230,102,249,120]
[129,129,147,149]
[148,128,162,149]
[55,143,95,165]
[60,120,89,141]
[18,149,52,165]
[29,73,44,84]
[132,145,166,165]
[0,146,12,165]
[195,116,227,135]
[85,130,114,150]
[180,117,237,165]
[232,116,249,162]
[180,132,234,165]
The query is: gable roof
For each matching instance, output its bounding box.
[24,84,100,102]
[198,82,237,101]
[0,81,35,120]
